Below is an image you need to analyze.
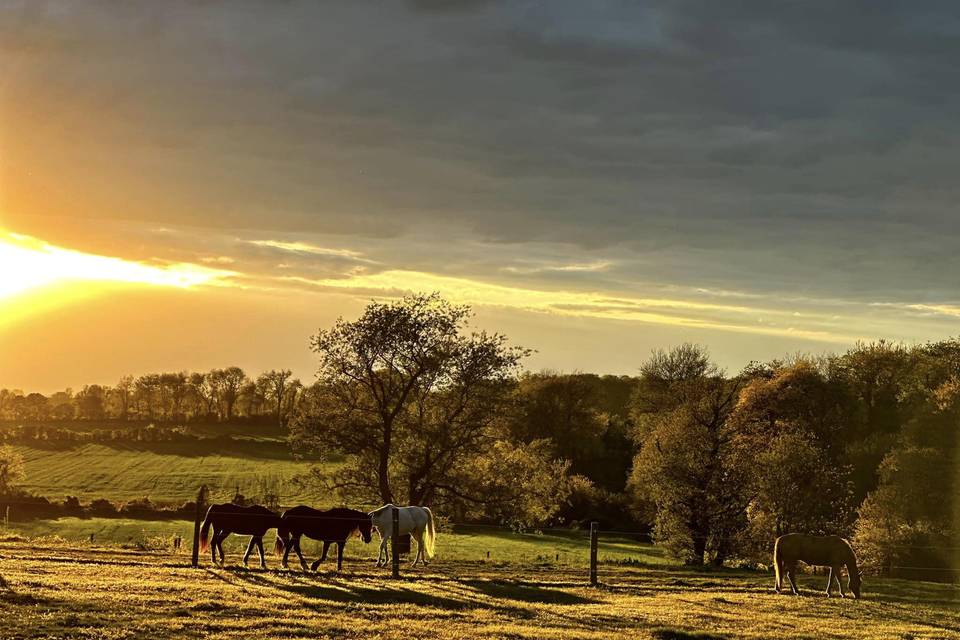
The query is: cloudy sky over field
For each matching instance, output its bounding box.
[2,1,960,390]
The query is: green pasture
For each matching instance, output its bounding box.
[10,440,334,505]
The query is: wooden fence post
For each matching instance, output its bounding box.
[391,506,401,579]
[191,485,208,568]
[589,521,599,586]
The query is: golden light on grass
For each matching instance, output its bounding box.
[0,231,235,302]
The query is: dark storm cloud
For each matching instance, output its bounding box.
[3,0,960,305]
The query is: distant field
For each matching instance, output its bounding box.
[2,539,958,639]
[11,440,336,505]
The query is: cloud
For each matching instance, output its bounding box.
[3,0,960,354]
[247,240,372,262]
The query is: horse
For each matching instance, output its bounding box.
[199,503,281,569]
[773,533,862,598]
[368,504,436,567]
[274,506,373,572]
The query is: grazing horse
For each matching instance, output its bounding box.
[274,506,373,572]
[774,533,862,598]
[368,504,436,567]
[199,503,281,569]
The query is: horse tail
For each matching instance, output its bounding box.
[422,507,436,560]
[274,519,288,557]
[199,506,214,553]
[772,536,783,591]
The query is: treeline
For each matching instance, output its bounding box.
[0,424,226,444]
[0,368,303,425]
[283,294,958,577]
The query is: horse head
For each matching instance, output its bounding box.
[358,515,373,544]
[849,569,863,599]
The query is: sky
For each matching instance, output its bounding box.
[2,1,960,392]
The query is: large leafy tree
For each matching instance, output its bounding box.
[628,345,746,566]
[290,293,531,507]
[728,361,855,553]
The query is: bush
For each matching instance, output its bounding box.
[88,498,118,516]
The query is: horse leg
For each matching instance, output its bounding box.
[210,532,220,566]
[377,538,388,567]
[293,538,308,571]
[282,535,293,569]
[834,566,845,598]
[411,531,423,567]
[217,531,229,567]
[242,537,256,567]
[336,541,344,573]
[256,537,267,569]
[824,566,834,597]
[786,563,800,596]
[311,541,330,572]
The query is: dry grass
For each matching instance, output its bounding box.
[1,540,959,639]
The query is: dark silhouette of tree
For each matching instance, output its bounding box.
[258,369,295,425]
[75,385,107,420]
[290,293,529,506]
[207,367,248,421]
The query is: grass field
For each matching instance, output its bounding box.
[2,538,959,639]
[11,440,333,505]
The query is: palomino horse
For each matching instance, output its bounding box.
[199,503,281,568]
[368,504,436,567]
[274,506,373,572]
[774,533,863,598]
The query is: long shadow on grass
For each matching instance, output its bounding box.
[463,579,596,605]
[233,572,470,609]
[232,571,596,614]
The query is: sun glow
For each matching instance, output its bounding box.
[0,231,235,301]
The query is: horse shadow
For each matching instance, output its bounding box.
[462,579,597,605]
[232,572,597,612]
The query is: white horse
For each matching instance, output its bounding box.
[368,504,436,567]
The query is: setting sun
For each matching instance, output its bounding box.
[0,231,235,301]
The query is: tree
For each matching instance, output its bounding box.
[0,445,25,496]
[111,376,134,420]
[508,372,632,492]
[207,367,248,421]
[290,293,530,506]
[727,360,855,554]
[188,372,216,420]
[75,385,107,420]
[628,345,745,565]
[258,369,295,425]
[161,372,190,421]
[854,375,960,574]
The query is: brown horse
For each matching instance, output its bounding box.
[199,503,281,568]
[773,533,862,598]
[274,506,373,572]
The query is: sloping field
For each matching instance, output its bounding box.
[1,539,958,639]
[11,441,332,505]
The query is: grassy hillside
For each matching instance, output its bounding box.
[2,538,958,639]
[11,439,335,505]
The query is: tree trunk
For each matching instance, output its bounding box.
[690,536,706,566]
[378,434,393,504]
